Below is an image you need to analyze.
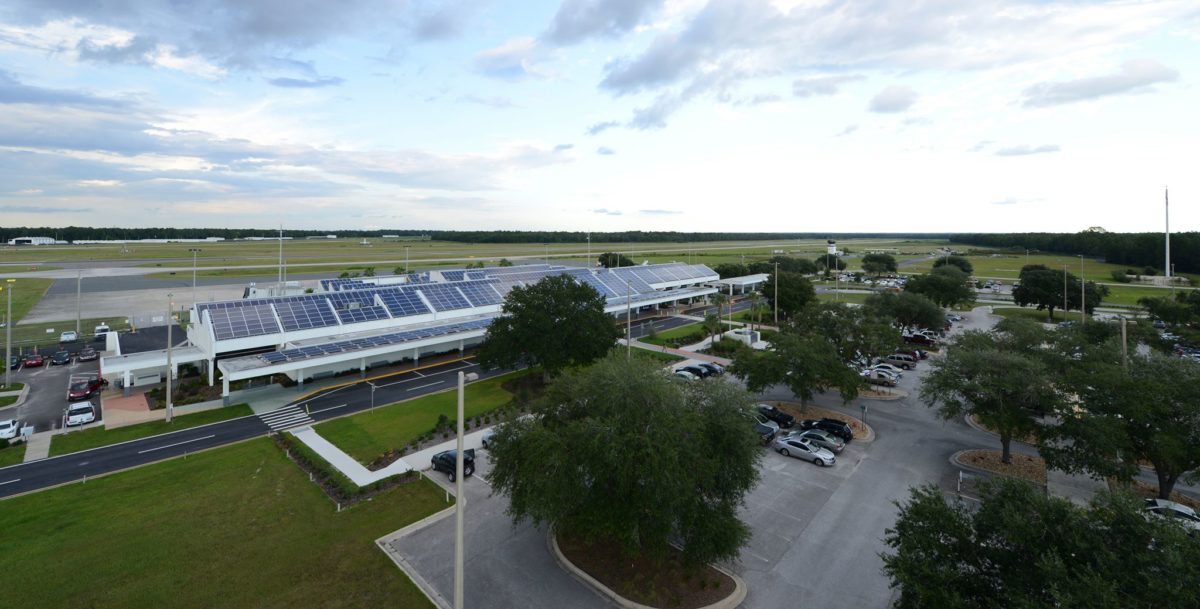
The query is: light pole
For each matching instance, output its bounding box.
[368,380,378,410]
[75,269,82,337]
[166,292,174,423]
[4,279,13,389]
[1079,255,1085,326]
[773,262,779,325]
[189,248,203,308]
[624,277,632,358]
[586,233,591,267]
[1062,265,1068,323]
[404,245,411,274]
[544,243,549,266]
[455,370,480,609]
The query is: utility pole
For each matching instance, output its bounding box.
[1079,255,1085,326]
[277,225,283,294]
[75,269,82,336]
[625,277,632,358]
[1120,317,1128,372]
[189,248,202,309]
[774,262,779,325]
[1165,187,1171,281]
[166,292,174,423]
[454,370,478,609]
[4,279,13,389]
[404,245,411,274]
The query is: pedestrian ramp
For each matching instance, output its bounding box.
[258,405,314,431]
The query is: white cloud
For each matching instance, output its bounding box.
[869,85,917,113]
[1022,59,1179,107]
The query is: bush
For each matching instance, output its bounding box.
[1143,266,1157,276]
[1110,270,1131,283]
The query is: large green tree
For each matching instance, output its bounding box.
[904,266,975,309]
[487,355,761,565]
[761,270,815,321]
[932,254,973,274]
[920,320,1061,463]
[863,291,945,330]
[814,253,847,275]
[597,252,634,268]
[883,479,1200,609]
[712,262,749,278]
[478,274,620,380]
[1013,264,1109,319]
[860,253,898,275]
[791,302,900,364]
[1138,295,1195,326]
[761,255,818,275]
[732,323,864,404]
[1042,346,1200,499]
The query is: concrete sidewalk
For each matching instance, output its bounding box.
[621,338,733,366]
[289,425,494,487]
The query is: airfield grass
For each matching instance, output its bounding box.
[907,253,1154,283]
[48,404,254,457]
[0,438,445,609]
[316,369,529,465]
[0,277,53,324]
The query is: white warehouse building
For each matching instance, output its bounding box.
[101,262,720,404]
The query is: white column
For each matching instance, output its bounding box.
[222,376,230,406]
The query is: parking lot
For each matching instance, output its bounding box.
[2,348,106,432]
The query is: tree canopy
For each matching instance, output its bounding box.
[712,262,749,278]
[790,301,900,365]
[478,274,620,379]
[883,479,1200,609]
[860,253,898,275]
[932,255,973,274]
[761,270,816,321]
[814,254,847,274]
[863,291,945,331]
[487,355,762,565]
[597,252,634,268]
[904,266,975,308]
[1012,264,1109,319]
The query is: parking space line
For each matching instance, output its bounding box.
[136,434,216,454]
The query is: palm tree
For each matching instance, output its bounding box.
[712,292,728,325]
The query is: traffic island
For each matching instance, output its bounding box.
[550,532,746,609]
[951,449,1047,486]
[768,400,876,442]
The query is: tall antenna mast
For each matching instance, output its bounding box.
[278,224,284,294]
[1165,187,1171,280]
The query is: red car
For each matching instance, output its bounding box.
[68,378,108,401]
[22,354,45,367]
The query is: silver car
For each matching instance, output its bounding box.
[771,436,835,466]
[788,429,844,454]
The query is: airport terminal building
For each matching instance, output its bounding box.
[101,262,719,403]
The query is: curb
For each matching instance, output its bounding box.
[949,449,1048,491]
[0,384,30,410]
[858,388,907,402]
[374,501,459,609]
[548,532,747,609]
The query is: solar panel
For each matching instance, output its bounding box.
[273,298,339,331]
[337,305,390,324]
[208,304,281,341]
[442,270,466,282]
[419,283,472,311]
[378,288,431,318]
[458,281,504,306]
[575,274,617,297]
[257,317,496,364]
[466,271,487,280]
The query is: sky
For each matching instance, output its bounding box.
[0,0,1197,233]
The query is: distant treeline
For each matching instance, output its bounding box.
[0,227,954,244]
[951,232,1194,274]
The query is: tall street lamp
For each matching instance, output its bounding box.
[1079,255,1085,326]
[454,370,480,609]
[189,248,203,308]
[166,292,175,423]
[404,245,411,274]
[3,279,13,389]
[75,270,82,336]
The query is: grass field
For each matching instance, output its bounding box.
[630,348,687,364]
[640,322,707,348]
[49,404,254,457]
[316,370,529,465]
[816,291,873,304]
[0,382,24,391]
[0,395,16,408]
[0,443,24,467]
[0,277,53,325]
[0,438,445,609]
[906,252,1184,285]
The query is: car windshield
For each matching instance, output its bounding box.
[69,406,92,415]
[70,382,88,390]
[0,421,13,430]
[55,352,69,357]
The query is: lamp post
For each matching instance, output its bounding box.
[368,380,378,410]
[166,292,174,423]
[3,279,13,389]
[75,269,82,337]
[189,248,203,308]
[404,245,411,274]
[773,262,779,325]
[1079,255,1085,326]
[455,370,480,609]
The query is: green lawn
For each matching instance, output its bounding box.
[906,253,1166,285]
[0,395,16,408]
[640,322,709,348]
[1102,284,1185,307]
[816,291,872,304]
[316,370,528,465]
[0,277,53,325]
[49,404,254,457]
[0,382,25,391]
[0,444,24,467]
[0,439,445,609]
[629,348,686,364]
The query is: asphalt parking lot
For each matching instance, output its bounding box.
[1,352,105,432]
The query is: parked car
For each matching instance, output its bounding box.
[789,429,845,453]
[674,370,699,381]
[22,354,45,367]
[59,330,78,343]
[93,324,111,342]
[771,436,836,466]
[430,448,475,482]
[65,401,96,426]
[677,365,711,378]
[481,428,496,449]
[883,353,918,370]
[50,350,72,366]
[904,333,937,346]
[861,369,898,387]
[7,356,19,370]
[0,418,19,440]
[866,363,905,378]
[76,347,99,362]
[754,413,780,442]
[895,348,928,360]
[756,404,795,428]
[798,418,854,442]
[68,377,108,401]
[1144,498,1200,534]
[696,362,724,376]
[1152,320,1167,330]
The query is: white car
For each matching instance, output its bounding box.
[674,370,699,381]
[60,330,78,343]
[0,419,19,440]
[1144,498,1200,534]
[65,401,96,426]
[867,363,906,377]
[771,436,836,466]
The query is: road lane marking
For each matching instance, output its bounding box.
[0,479,20,486]
[406,381,445,392]
[137,434,216,454]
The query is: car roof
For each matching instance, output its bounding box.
[1147,498,1197,515]
[68,401,93,409]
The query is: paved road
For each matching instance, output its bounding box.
[0,358,496,499]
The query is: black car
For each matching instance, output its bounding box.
[678,365,711,378]
[430,448,476,482]
[50,351,72,366]
[76,347,99,362]
[757,404,795,428]
[7,356,18,370]
[798,418,854,442]
[697,362,724,376]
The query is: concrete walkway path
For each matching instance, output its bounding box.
[22,431,51,462]
[621,338,733,366]
[289,425,494,487]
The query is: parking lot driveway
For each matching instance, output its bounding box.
[385,454,610,609]
[1,356,103,432]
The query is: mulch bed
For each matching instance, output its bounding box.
[1109,479,1200,511]
[967,415,1039,445]
[557,533,734,609]
[770,401,869,440]
[959,449,1047,485]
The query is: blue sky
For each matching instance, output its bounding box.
[0,0,1197,232]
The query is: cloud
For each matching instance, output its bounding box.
[869,85,917,113]
[15,188,42,194]
[969,140,994,152]
[544,0,664,45]
[639,209,681,215]
[457,94,516,108]
[596,146,615,155]
[995,144,1060,156]
[991,198,1020,205]
[77,179,123,187]
[554,143,574,152]
[0,69,133,109]
[745,93,781,105]
[591,208,622,215]
[792,74,863,98]
[266,76,345,88]
[1022,59,1179,107]
[836,124,858,137]
[586,120,620,135]
[473,37,544,81]
[0,205,91,213]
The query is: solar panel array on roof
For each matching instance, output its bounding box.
[327,291,377,309]
[378,289,431,317]
[257,317,494,365]
[575,273,617,297]
[441,270,466,282]
[457,281,503,307]
[466,270,487,280]
[406,273,431,283]
[273,298,338,331]
[336,305,390,324]
[418,283,472,311]
[208,304,281,340]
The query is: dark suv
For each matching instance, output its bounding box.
[756,404,795,428]
[430,449,476,482]
[798,418,854,442]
